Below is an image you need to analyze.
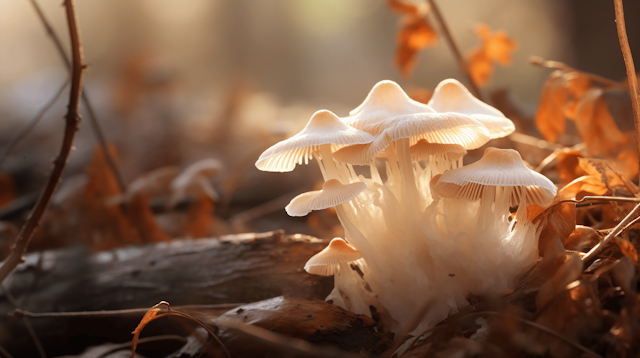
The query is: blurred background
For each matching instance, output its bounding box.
[0,0,638,249]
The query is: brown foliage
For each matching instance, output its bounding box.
[467,24,517,86]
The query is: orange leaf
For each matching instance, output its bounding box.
[395,16,438,77]
[535,201,576,256]
[467,48,493,87]
[131,302,170,358]
[534,70,568,142]
[482,31,517,65]
[573,88,631,157]
[387,0,423,15]
[556,150,587,185]
[557,175,608,201]
[564,225,601,252]
[615,236,639,263]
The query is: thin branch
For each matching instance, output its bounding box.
[0,0,85,285]
[555,196,640,207]
[28,0,126,192]
[508,132,563,151]
[530,56,624,89]
[613,0,640,177]
[10,303,244,318]
[0,80,69,168]
[427,0,482,100]
[582,203,640,264]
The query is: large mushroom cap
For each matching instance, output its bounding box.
[428,79,515,139]
[255,110,374,172]
[285,179,367,217]
[433,147,557,206]
[333,113,490,165]
[304,237,363,276]
[345,80,436,134]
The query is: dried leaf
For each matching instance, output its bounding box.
[0,173,16,210]
[536,252,583,309]
[613,148,639,182]
[387,0,424,15]
[534,200,576,255]
[573,88,631,157]
[557,175,608,201]
[468,48,493,87]
[534,71,568,142]
[408,87,433,104]
[564,225,601,252]
[578,157,630,194]
[395,16,438,77]
[131,302,169,358]
[615,235,639,263]
[555,150,587,185]
[611,257,636,291]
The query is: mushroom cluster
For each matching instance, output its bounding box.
[256,79,556,334]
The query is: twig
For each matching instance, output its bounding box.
[427,0,482,100]
[21,318,46,358]
[0,80,69,168]
[508,132,563,151]
[613,0,640,177]
[582,203,640,264]
[0,0,85,285]
[28,0,126,192]
[10,303,244,318]
[555,196,640,207]
[530,56,624,89]
[534,143,585,173]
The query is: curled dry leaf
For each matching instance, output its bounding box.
[564,225,601,252]
[468,48,493,87]
[557,176,608,201]
[611,257,636,292]
[578,157,637,195]
[572,88,632,158]
[387,0,425,15]
[536,252,583,311]
[615,234,639,263]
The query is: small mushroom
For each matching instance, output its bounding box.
[410,140,467,163]
[168,158,224,208]
[428,79,515,139]
[285,179,367,217]
[304,237,363,276]
[255,110,374,175]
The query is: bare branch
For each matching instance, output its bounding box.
[0,0,86,285]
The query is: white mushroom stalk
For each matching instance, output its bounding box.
[255,79,556,335]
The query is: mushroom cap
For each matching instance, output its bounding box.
[333,113,489,165]
[345,80,436,134]
[128,166,179,199]
[410,140,467,162]
[433,147,557,206]
[285,179,367,217]
[168,159,223,207]
[255,110,374,172]
[427,79,515,139]
[304,237,363,276]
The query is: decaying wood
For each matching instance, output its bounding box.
[216,296,393,357]
[0,230,333,357]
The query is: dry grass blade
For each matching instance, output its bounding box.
[21,317,46,358]
[10,303,244,318]
[130,301,231,358]
[0,0,85,285]
[530,56,624,89]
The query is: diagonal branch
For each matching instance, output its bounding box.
[427,0,482,100]
[28,0,126,193]
[0,0,85,285]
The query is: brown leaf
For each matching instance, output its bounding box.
[534,200,576,256]
[131,302,169,358]
[0,173,16,210]
[477,25,517,65]
[407,87,433,104]
[613,148,640,182]
[615,235,639,263]
[468,49,493,87]
[395,16,438,77]
[578,157,631,194]
[555,150,587,185]
[534,70,568,142]
[573,88,631,157]
[557,175,608,201]
[564,225,601,252]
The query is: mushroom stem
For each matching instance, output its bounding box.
[335,203,379,268]
[397,138,421,210]
[370,160,382,184]
[319,144,340,180]
[312,151,328,181]
[383,145,402,193]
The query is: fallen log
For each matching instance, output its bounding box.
[0,230,333,357]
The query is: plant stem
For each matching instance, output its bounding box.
[427,0,482,100]
[28,0,126,193]
[530,56,625,89]
[613,0,640,175]
[0,0,85,285]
